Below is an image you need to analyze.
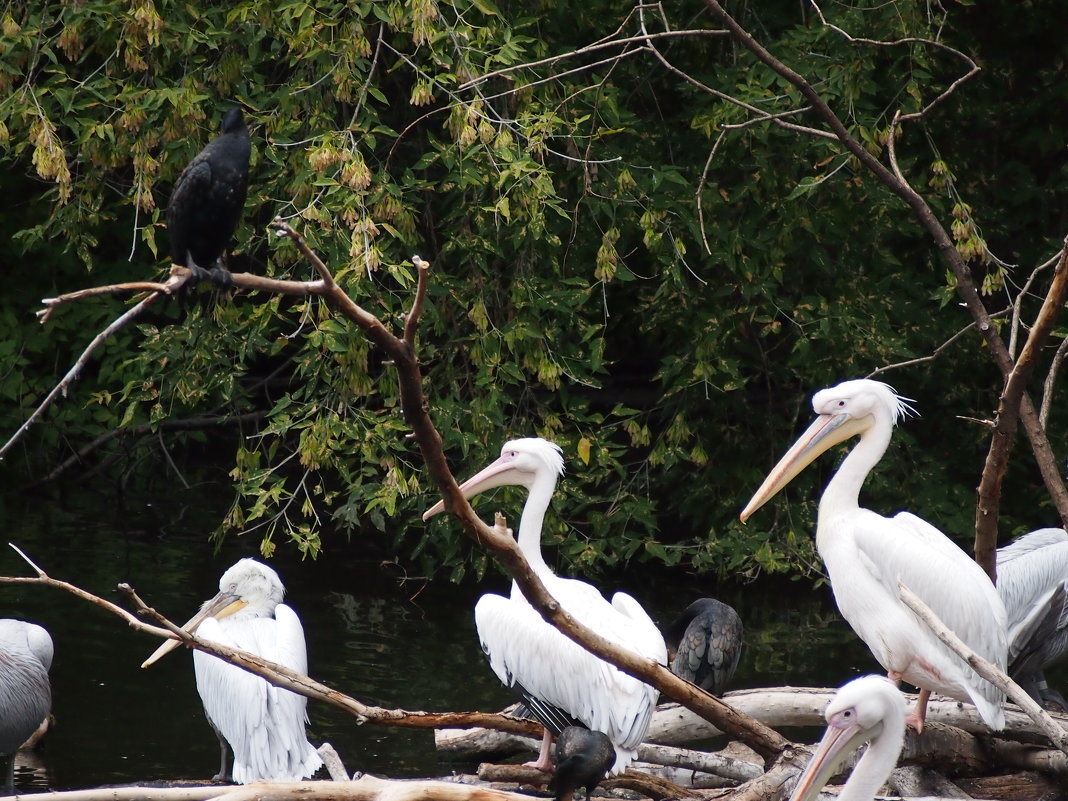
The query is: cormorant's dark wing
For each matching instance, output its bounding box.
[666,598,743,696]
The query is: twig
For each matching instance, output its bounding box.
[32,410,268,487]
[457,24,729,91]
[808,0,980,122]
[1041,335,1068,430]
[867,310,1011,378]
[0,270,191,461]
[898,581,1068,755]
[404,257,430,349]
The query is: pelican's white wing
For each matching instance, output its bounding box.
[820,509,1006,729]
[997,530,1068,659]
[611,592,669,665]
[193,604,322,783]
[476,582,664,774]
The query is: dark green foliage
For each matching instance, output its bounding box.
[1,0,1065,578]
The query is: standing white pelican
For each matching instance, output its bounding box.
[740,378,1007,731]
[997,527,1068,709]
[423,438,667,774]
[789,675,906,801]
[141,558,323,783]
[0,620,52,794]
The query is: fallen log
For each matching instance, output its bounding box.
[436,688,1068,759]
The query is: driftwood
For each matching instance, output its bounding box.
[437,690,1068,756]
[0,776,532,801]
[439,690,1068,790]
[475,764,701,800]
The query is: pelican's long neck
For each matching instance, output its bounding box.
[839,725,903,801]
[514,470,558,578]
[819,416,892,520]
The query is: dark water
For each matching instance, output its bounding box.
[2,481,1044,792]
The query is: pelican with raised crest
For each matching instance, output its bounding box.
[740,378,1007,731]
[423,437,667,774]
[141,558,322,783]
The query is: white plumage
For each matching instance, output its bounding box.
[142,558,322,783]
[789,675,907,801]
[741,379,1007,731]
[424,437,667,774]
[997,527,1068,708]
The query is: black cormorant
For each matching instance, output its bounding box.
[550,726,615,801]
[167,107,251,287]
[664,598,743,696]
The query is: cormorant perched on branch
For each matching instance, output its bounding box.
[167,107,251,287]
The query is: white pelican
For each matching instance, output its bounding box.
[663,598,743,696]
[423,437,667,774]
[789,675,906,801]
[0,620,52,794]
[141,558,323,783]
[997,527,1068,709]
[740,378,1007,731]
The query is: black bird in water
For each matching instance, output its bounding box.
[167,107,250,287]
[550,726,615,801]
[0,620,53,794]
[664,598,743,696]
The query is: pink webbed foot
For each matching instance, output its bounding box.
[523,728,556,773]
[905,688,931,733]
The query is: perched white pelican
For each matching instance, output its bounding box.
[664,598,743,696]
[789,675,906,801]
[997,527,1068,709]
[141,558,322,783]
[423,437,667,774]
[0,620,52,794]
[740,378,1007,731]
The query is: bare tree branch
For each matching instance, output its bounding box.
[807,0,980,122]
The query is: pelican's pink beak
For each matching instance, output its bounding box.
[739,411,869,522]
[140,590,247,668]
[422,450,524,521]
[788,713,879,801]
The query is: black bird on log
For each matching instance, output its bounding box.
[550,727,615,801]
[664,597,743,696]
[167,107,250,287]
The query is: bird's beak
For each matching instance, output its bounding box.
[740,411,869,522]
[788,717,881,801]
[140,591,247,668]
[422,453,520,521]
